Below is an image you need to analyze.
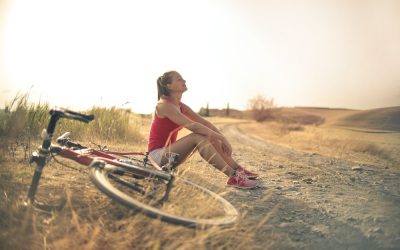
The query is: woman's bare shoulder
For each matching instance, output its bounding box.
[156,101,179,117]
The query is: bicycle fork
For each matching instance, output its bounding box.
[27,148,48,203]
[26,113,59,205]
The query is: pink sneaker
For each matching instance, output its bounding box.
[237,166,259,179]
[227,172,257,189]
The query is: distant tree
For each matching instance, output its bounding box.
[226,103,230,117]
[248,95,275,122]
[199,102,210,117]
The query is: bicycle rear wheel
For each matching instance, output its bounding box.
[89,163,238,228]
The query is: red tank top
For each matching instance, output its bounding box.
[147,101,185,152]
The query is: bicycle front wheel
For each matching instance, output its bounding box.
[89,163,238,228]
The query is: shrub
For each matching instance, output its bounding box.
[247,95,275,122]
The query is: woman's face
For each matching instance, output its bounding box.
[168,71,187,93]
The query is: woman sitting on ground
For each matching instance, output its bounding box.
[147,70,259,189]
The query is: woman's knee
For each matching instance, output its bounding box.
[189,133,209,145]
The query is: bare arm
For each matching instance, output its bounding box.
[157,103,232,156]
[157,103,223,141]
[180,103,221,134]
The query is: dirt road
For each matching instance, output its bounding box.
[203,123,400,249]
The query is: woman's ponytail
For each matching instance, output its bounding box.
[156,71,174,100]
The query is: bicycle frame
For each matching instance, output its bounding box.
[56,147,171,181]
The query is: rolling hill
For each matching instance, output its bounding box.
[333,106,400,132]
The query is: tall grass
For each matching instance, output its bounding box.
[0,93,49,161]
[0,93,142,161]
[55,106,142,144]
[0,93,49,140]
[88,106,142,143]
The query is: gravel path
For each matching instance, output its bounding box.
[209,123,400,250]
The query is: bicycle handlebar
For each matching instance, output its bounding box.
[40,108,94,151]
[50,108,94,123]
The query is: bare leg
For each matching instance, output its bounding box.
[160,133,236,176]
[210,140,241,170]
[210,139,259,179]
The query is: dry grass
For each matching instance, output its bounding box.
[2,102,399,249]
[0,106,269,249]
[238,121,400,167]
[0,147,269,250]
[197,111,398,167]
[0,93,144,163]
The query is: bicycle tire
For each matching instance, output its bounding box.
[89,163,238,228]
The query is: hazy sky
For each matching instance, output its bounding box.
[1,0,399,114]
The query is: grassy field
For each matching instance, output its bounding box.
[1,100,399,249]
[237,121,400,167]
[0,99,263,249]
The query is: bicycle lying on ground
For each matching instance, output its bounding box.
[26,108,238,228]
